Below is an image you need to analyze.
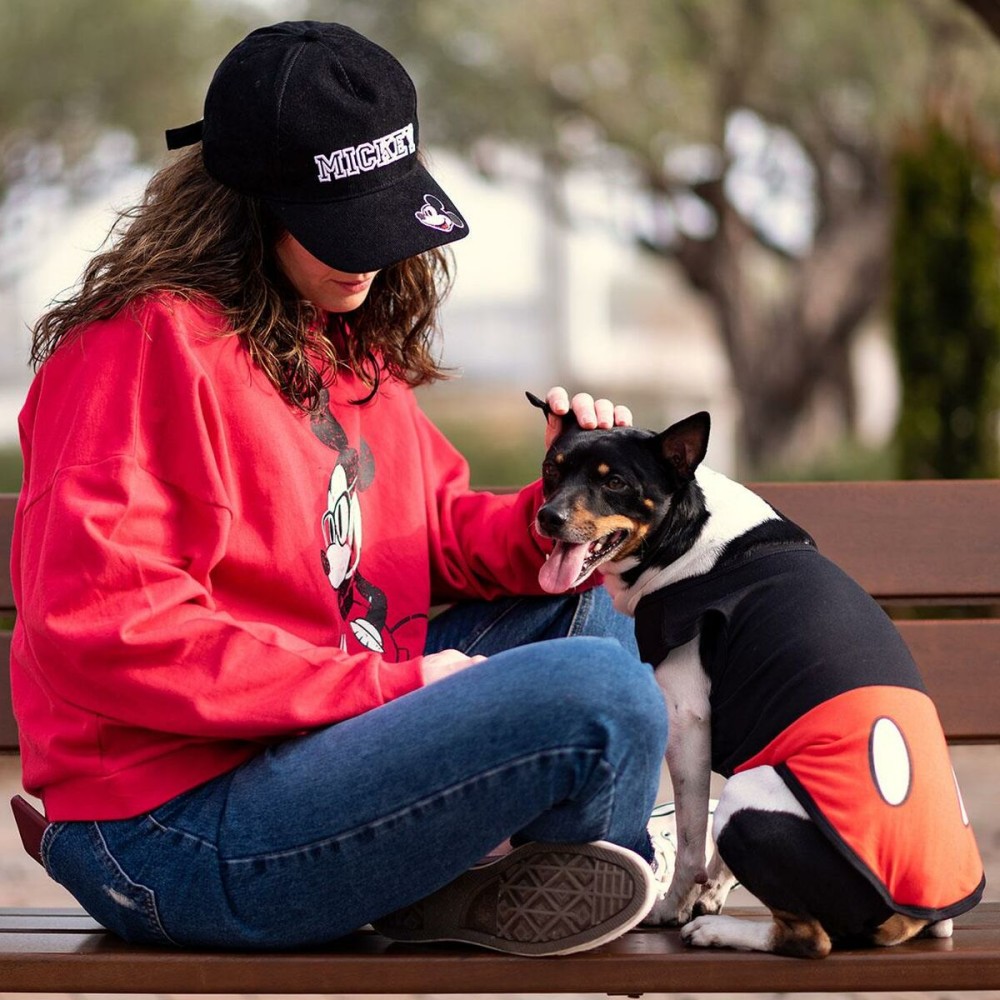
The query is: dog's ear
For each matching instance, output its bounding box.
[525,391,552,417]
[657,411,710,481]
[525,390,582,435]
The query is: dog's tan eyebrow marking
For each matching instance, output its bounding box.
[644,498,655,509]
[554,453,565,464]
[597,463,610,476]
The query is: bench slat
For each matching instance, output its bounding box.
[0,904,997,994]
[752,480,1000,600]
[897,619,1000,742]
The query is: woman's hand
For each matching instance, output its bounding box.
[543,386,633,449]
[421,648,487,685]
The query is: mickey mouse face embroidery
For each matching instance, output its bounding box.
[415,194,465,233]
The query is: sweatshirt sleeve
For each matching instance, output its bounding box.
[17,461,423,741]
[409,402,553,602]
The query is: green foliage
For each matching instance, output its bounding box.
[0,0,258,187]
[759,439,898,483]
[0,446,23,492]
[431,416,542,488]
[891,117,1000,478]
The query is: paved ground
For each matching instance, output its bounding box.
[2,745,997,1000]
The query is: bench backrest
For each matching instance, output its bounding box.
[1,481,998,751]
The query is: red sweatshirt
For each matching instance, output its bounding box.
[11,294,550,821]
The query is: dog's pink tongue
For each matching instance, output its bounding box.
[538,541,590,594]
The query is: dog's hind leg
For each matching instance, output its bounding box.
[689,766,896,956]
[871,913,937,947]
[682,768,830,955]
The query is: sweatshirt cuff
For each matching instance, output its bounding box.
[378,657,425,702]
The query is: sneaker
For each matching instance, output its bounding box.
[646,799,728,901]
[647,801,681,896]
[371,840,656,957]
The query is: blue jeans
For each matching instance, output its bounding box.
[42,589,667,950]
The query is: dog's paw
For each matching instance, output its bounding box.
[648,881,702,926]
[691,871,737,917]
[681,914,727,948]
[643,886,700,926]
[681,914,771,952]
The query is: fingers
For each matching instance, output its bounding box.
[544,386,633,429]
[421,649,488,686]
[545,386,571,416]
[612,403,633,427]
[592,395,614,429]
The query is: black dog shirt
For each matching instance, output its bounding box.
[633,528,984,921]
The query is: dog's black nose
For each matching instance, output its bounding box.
[537,504,567,533]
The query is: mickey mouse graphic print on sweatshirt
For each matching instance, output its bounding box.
[310,388,426,659]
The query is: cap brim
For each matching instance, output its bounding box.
[265,162,468,273]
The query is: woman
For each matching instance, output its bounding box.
[10,21,668,955]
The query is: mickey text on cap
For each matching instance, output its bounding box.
[314,123,416,183]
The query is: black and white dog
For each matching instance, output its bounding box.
[529,394,984,958]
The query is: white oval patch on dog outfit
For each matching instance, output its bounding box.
[869,717,912,806]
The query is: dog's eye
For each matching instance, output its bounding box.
[604,475,628,492]
[542,461,559,485]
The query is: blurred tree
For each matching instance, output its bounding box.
[0,0,254,201]
[891,116,1000,478]
[309,0,1000,470]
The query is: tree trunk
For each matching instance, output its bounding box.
[668,177,888,471]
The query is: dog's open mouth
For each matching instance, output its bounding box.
[538,529,630,594]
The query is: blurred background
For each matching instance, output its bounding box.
[2,1,1000,969]
[1,0,999,486]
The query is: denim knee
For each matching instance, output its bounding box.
[503,636,666,856]
[527,636,667,760]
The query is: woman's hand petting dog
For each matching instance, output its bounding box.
[543,386,633,449]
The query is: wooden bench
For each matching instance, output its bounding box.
[1,481,998,994]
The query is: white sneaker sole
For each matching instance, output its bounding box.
[372,840,655,957]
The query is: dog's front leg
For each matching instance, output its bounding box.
[647,636,713,926]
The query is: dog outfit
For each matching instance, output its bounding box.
[634,526,984,921]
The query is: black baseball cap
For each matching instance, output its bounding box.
[166,21,468,273]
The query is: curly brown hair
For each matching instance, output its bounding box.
[30,146,454,410]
